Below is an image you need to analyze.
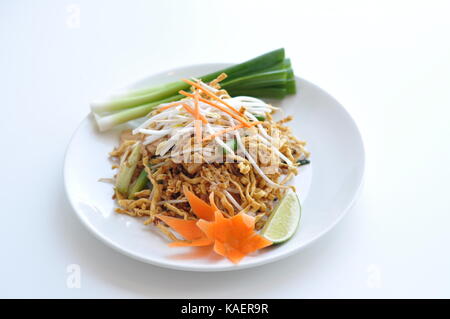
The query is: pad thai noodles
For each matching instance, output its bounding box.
[108,74,310,243]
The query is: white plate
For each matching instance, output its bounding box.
[64,63,365,271]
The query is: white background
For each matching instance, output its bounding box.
[1,0,449,298]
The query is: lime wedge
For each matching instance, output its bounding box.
[261,189,301,243]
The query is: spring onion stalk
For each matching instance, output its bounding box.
[285,68,296,94]
[95,95,182,131]
[113,49,286,102]
[128,169,149,199]
[228,78,289,91]
[116,143,142,195]
[91,82,188,114]
[91,48,286,114]
[227,87,288,99]
[92,48,298,131]
[286,80,296,94]
[221,69,290,90]
[265,58,291,72]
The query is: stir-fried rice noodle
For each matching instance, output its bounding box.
[110,74,310,238]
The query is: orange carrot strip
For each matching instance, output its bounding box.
[194,119,202,144]
[158,101,182,111]
[182,78,242,115]
[194,90,200,119]
[179,90,251,127]
[181,103,207,124]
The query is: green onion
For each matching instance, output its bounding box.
[128,169,149,199]
[286,68,296,94]
[92,48,297,131]
[228,87,288,99]
[91,49,285,114]
[95,95,182,132]
[265,58,291,72]
[91,83,188,114]
[115,143,142,196]
[297,159,310,166]
[221,69,291,90]
[255,115,266,121]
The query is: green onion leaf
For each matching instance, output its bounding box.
[91,49,298,131]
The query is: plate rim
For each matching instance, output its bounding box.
[63,63,365,272]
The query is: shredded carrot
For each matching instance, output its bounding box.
[158,101,182,111]
[194,90,200,119]
[182,78,242,115]
[181,103,207,124]
[194,120,202,144]
[179,90,251,127]
[203,121,261,142]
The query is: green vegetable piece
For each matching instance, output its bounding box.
[95,94,183,132]
[115,143,142,196]
[285,68,296,94]
[92,49,298,131]
[297,159,310,166]
[128,169,149,199]
[228,87,287,99]
[221,69,290,90]
[91,49,285,114]
[222,138,238,154]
